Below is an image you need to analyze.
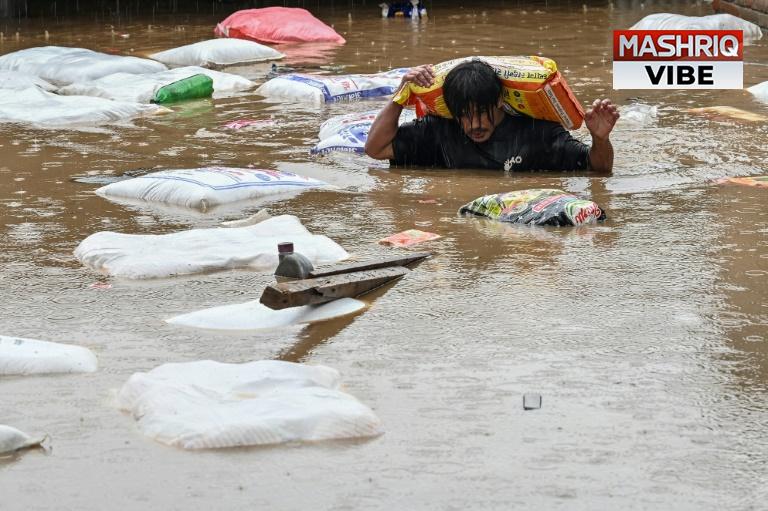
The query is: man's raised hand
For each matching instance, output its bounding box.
[585,99,620,141]
[401,65,435,88]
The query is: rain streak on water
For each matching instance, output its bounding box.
[0,0,767,509]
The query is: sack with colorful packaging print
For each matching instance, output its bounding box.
[459,189,605,226]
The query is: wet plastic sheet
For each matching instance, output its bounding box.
[379,229,441,247]
[459,189,606,226]
[0,426,44,455]
[257,69,408,103]
[0,70,56,91]
[150,38,284,68]
[0,46,167,86]
[59,66,254,103]
[95,167,327,210]
[74,215,349,279]
[630,13,763,43]
[116,360,382,449]
[312,109,416,155]
[0,335,98,376]
[0,87,169,127]
[215,7,346,45]
[167,297,365,331]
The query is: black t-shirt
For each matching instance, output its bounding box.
[391,113,591,171]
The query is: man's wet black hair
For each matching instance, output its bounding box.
[443,59,502,124]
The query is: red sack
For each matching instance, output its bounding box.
[214,7,346,45]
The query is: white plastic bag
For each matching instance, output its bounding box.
[117,360,382,449]
[0,70,56,91]
[312,108,416,155]
[150,38,284,68]
[74,215,349,279]
[256,68,408,103]
[59,66,254,103]
[0,425,44,455]
[748,81,768,103]
[618,103,658,127]
[0,46,168,85]
[95,167,326,209]
[630,14,763,43]
[0,335,98,375]
[168,297,365,331]
[0,87,169,127]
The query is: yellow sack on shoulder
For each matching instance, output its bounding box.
[393,56,584,130]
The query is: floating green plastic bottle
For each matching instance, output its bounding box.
[152,74,213,104]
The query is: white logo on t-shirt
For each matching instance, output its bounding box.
[504,155,523,171]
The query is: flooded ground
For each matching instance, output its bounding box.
[1,0,767,509]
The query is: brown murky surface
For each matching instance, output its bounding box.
[1,1,767,509]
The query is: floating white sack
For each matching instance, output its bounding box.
[0,335,98,375]
[117,360,382,449]
[74,214,349,279]
[150,38,284,68]
[0,46,167,85]
[59,66,255,103]
[0,70,56,91]
[0,87,169,127]
[256,68,408,103]
[312,109,416,155]
[168,297,365,331]
[630,13,763,43]
[747,81,768,103]
[0,425,44,455]
[94,167,326,209]
[618,103,658,127]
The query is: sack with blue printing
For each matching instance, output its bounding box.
[311,108,416,155]
[256,68,408,103]
[95,167,328,210]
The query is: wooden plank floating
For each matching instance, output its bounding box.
[308,252,431,278]
[260,267,410,310]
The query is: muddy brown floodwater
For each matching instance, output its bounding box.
[0,0,767,509]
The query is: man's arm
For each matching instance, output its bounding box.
[585,98,619,173]
[364,65,435,160]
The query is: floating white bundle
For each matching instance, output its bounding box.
[59,66,255,103]
[747,81,768,103]
[256,68,408,103]
[150,38,284,68]
[0,46,168,85]
[0,335,97,375]
[74,214,349,279]
[94,167,327,210]
[0,425,44,455]
[312,108,416,155]
[618,103,658,127]
[0,70,56,91]
[117,360,382,449]
[168,297,365,331]
[630,13,763,43]
[0,87,169,127]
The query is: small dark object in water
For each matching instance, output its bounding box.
[274,242,314,280]
[523,393,542,410]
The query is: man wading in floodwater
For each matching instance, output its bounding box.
[365,60,619,172]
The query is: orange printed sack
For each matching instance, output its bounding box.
[393,56,584,130]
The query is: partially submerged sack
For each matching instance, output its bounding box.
[715,175,768,188]
[0,46,167,86]
[95,167,327,210]
[0,70,56,91]
[312,108,416,155]
[630,13,763,43]
[257,68,407,103]
[150,38,284,68]
[167,297,365,331]
[0,425,45,455]
[215,7,346,44]
[117,360,381,449]
[748,81,768,103]
[74,215,349,279]
[0,335,98,375]
[393,56,584,129]
[459,189,605,226]
[0,87,169,127]
[59,66,254,103]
